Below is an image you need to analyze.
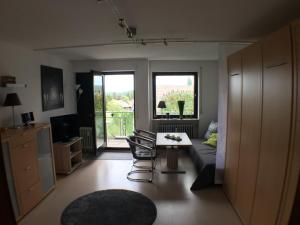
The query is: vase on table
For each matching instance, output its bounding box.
[177,101,185,119]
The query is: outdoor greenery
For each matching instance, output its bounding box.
[94,74,195,140]
[95,89,134,139]
[159,90,194,115]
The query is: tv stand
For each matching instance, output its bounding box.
[53,137,83,175]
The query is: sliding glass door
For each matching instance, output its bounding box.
[93,73,106,149]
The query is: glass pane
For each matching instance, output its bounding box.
[155,75,195,116]
[105,75,134,142]
[94,76,105,148]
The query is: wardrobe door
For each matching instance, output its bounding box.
[277,19,300,225]
[235,43,262,225]
[288,175,300,225]
[251,26,293,225]
[224,52,242,203]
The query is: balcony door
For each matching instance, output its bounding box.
[103,72,135,149]
[93,71,135,149]
[93,73,106,149]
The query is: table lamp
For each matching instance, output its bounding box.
[157,101,167,117]
[3,93,22,128]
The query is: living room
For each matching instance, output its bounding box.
[0,1,300,225]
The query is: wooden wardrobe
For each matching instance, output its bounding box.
[224,19,300,225]
[224,52,242,203]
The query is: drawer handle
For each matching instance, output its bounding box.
[25,166,32,171]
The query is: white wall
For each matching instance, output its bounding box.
[71,59,150,131]
[72,59,219,135]
[149,60,219,136]
[215,43,249,184]
[0,41,76,127]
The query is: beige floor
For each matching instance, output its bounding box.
[18,154,242,225]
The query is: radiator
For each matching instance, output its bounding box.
[79,127,94,153]
[157,123,195,138]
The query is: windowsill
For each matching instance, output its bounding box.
[152,118,199,121]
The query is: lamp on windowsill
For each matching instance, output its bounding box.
[3,93,22,128]
[157,101,167,118]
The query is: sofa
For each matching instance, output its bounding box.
[188,139,216,190]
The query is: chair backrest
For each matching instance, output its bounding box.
[126,136,139,159]
[135,129,156,140]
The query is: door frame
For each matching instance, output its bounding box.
[92,71,107,153]
[101,71,136,150]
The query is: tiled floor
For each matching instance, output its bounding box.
[97,138,129,148]
[18,153,242,225]
[107,138,129,148]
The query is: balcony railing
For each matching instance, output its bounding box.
[95,111,134,139]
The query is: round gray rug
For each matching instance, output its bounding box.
[61,189,157,225]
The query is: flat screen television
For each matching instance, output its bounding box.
[50,114,80,143]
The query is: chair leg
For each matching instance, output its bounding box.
[127,170,153,183]
[133,159,157,170]
[127,159,156,183]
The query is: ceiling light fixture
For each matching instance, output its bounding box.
[141,39,147,46]
[118,18,125,28]
[105,0,137,39]
[118,18,136,38]
[163,39,168,46]
[34,40,253,51]
[126,27,136,39]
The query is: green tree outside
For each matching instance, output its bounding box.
[159,90,194,115]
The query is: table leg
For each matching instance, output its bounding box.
[167,147,178,169]
[161,146,186,174]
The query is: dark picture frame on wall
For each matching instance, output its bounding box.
[41,65,64,111]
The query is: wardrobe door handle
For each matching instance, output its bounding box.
[266,62,288,69]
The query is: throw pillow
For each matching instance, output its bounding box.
[203,133,218,148]
[204,121,218,139]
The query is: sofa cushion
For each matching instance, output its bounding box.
[202,133,218,148]
[204,121,218,139]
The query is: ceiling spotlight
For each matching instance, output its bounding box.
[118,18,125,28]
[126,27,136,39]
[163,38,168,46]
[127,29,133,38]
[141,39,146,46]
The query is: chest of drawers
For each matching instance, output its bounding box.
[0,123,56,220]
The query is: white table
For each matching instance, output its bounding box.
[156,132,192,174]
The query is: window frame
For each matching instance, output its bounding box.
[152,72,198,119]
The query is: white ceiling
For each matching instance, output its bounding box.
[0,0,299,60]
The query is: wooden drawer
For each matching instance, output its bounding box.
[9,129,35,148]
[11,139,37,154]
[20,182,42,215]
[12,141,39,190]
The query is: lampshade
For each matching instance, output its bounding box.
[3,93,21,106]
[157,101,166,109]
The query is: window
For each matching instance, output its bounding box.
[152,72,198,119]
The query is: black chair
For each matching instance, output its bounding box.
[134,129,156,141]
[126,135,157,183]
